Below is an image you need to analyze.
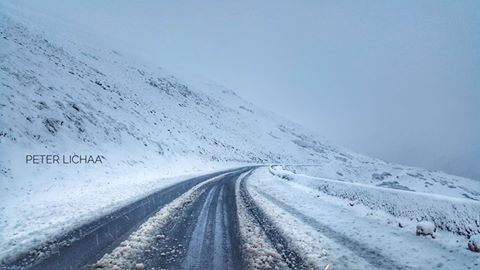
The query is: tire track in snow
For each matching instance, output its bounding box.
[1,168,248,270]
[213,185,233,269]
[140,169,245,269]
[239,174,309,269]
[255,189,409,270]
[183,185,219,268]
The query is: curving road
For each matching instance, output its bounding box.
[138,169,306,270]
[2,167,305,270]
[4,167,477,270]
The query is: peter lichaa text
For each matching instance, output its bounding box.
[26,154,105,164]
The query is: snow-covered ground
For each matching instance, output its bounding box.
[282,162,480,201]
[1,1,479,266]
[246,167,480,269]
[271,166,480,236]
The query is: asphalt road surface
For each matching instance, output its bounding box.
[140,170,244,269]
[3,167,305,270]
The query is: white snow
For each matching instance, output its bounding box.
[416,221,436,236]
[246,167,480,270]
[1,1,480,266]
[270,166,480,236]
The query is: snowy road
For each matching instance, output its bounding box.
[3,167,479,270]
[139,169,244,269]
[3,167,309,270]
[113,169,305,269]
[2,167,251,270]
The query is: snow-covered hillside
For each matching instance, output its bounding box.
[0,4,479,263]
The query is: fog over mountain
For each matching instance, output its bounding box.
[3,0,479,180]
[2,2,480,268]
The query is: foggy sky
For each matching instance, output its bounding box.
[8,0,480,180]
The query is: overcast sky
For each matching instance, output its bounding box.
[9,0,480,180]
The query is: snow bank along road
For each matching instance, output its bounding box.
[3,166,479,270]
[247,167,480,270]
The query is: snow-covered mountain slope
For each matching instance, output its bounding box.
[0,6,479,261]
